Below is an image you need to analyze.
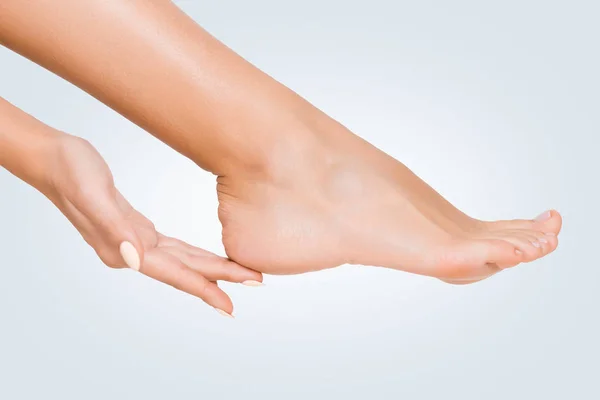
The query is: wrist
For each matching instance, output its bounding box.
[0,127,64,193]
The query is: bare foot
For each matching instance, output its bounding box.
[216,121,561,284]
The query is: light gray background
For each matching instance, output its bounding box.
[0,0,598,399]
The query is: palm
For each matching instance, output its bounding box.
[42,136,261,315]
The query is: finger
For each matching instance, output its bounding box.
[157,234,215,257]
[140,249,234,316]
[160,246,263,284]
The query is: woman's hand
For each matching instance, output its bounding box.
[37,135,262,317]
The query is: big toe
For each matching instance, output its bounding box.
[533,210,563,234]
[485,209,562,236]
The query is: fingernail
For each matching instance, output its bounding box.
[120,241,140,271]
[241,280,264,287]
[532,241,541,248]
[539,238,548,244]
[535,211,552,222]
[214,308,235,318]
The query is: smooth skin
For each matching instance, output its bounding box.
[0,0,561,286]
[0,97,263,316]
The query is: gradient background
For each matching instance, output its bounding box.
[0,1,598,398]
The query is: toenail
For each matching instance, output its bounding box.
[539,238,548,244]
[515,249,523,256]
[535,211,552,222]
[545,232,556,237]
[532,241,541,248]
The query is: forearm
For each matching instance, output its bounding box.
[0,0,317,175]
[0,97,59,189]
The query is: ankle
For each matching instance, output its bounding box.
[224,119,343,186]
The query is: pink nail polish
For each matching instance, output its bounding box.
[535,211,552,222]
[214,308,235,318]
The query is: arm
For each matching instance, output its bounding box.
[0,97,262,316]
[0,97,60,190]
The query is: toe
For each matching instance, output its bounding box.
[435,238,522,280]
[522,229,559,256]
[533,210,562,235]
[487,228,561,263]
[485,209,562,236]
[487,231,542,263]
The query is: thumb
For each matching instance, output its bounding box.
[111,191,146,271]
[84,210,145,270]
[84,193,145,271]
[118,231,144,272]
[92,189,145,270]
